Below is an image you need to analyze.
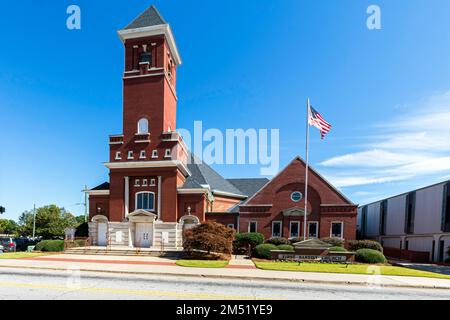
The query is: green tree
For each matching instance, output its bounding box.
[75,215,86,226]
[18,205,77,239]
[0,219,19,235]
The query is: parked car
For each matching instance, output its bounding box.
[14,237,37,251]
[0,244,4,253]
[0,237,16,252]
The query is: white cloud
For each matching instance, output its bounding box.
[320,149,427,168]
[319,91,450,188]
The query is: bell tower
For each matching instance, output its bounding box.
[118,5,182,148]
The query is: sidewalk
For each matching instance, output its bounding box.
[1,254,450,290]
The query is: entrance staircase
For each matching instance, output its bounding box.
[64,246,183,258]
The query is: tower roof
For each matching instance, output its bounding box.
[124,5,167,30]
[118,5,182,65]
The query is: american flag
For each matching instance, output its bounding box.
[308,106,332,139]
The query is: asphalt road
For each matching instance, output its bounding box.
[0,267,449,300]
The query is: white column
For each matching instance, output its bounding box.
[157,176,162,220]
[124,176,129,217]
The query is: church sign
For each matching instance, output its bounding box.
[270,239,355,263]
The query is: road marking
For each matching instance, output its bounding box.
[0,280,281,300]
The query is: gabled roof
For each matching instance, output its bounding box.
[91,182,110,191]
[242,156,355,205]
[181,154,246,198]
[124,5,167,30]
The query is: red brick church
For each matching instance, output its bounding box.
[85,6,357,249]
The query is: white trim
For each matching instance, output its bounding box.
[307,221,319,238]
[165,149,171,158]
[135,191,156,212]
[152,150,158,158]
[227,224,235,229]
[330,221,344,239]
[84,190,110,196]
[289,221,300,238]
[139,150,146,159]
[104,160,191,177]
[110,141,124,145]
[124,176,130,216]
[157,176,162,219]
[134,179,140,187]
[115,151,122,160]
[127,151,134,160]
[271,221,282,238]
[177,188,209,194]
[150,179,156,186]
[212,189,247,199]
[248,221,258,233]
[142,179,148,187]
[117,24,182,65]
[123,72,165,80]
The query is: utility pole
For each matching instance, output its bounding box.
[32,204,36,239]
[84,184,88,223]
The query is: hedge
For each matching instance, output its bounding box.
[252,244,278,259]
[356,249,387,264]
[329,246,347,252]
[277,244,294,251]
[265,237,290,245]
[321,237,345,247]
[35,240,65,252]
[234,233,265,251]
[348,240,383,252]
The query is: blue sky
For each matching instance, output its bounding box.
[1,0,450,220]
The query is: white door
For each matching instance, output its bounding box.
[97,223,107,246]
[135,223,152,248]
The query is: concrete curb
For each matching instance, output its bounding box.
[1,263,449,290]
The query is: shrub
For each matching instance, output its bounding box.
[183,221,235,256]
[321,237,344,247]
[253,244,278,259]
[265,237,290,245]
[356,249,387,264]
[75,222,89,237]
[348,240,383,252]
[35,240,64,252]
[277,244,294,251]
[233,232,265,253]
[329,246,347,252]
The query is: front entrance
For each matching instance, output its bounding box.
[98,222,108,246]
[135,223,152,248]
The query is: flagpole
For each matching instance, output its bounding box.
[304,98,310,241]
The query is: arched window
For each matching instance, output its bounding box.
[135,192,155,212]
[137,118,149,134]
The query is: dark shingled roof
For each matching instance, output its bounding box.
[182,154,245,197]
[227,178,269,198]
[124,5,167,30]
[91,182,110,191]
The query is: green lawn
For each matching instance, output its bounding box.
[176,260,229,268]
[0,252,51,259]
[254,261,450,280]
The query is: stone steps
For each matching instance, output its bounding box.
[64,247,183,258]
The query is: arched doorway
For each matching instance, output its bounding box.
[92,215,109,246]
[179,215,200,230]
